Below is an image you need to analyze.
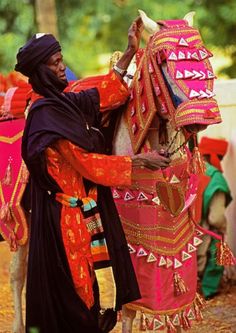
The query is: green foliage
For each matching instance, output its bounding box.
[0,1,35,74]
[56,0,192,76]
[0,0,235,78]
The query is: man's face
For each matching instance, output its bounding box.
[46,51,67,82]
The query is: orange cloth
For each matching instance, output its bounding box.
[69,70,129,112]
[46,139,131,308]
[199,136,228,171]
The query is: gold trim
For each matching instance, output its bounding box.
[154,34,201,47]
[126,52,159,154]
[126,229,194,255]
[121,213,188,233]
[124,222,192,244]
[177,107,219,116]
[125,294,197,315]
[0,130,23,144]
[0,182,5,204]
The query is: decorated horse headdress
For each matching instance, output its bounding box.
[126,10,221,154]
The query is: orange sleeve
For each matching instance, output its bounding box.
[56,139,132,187]
[69,71,130,112]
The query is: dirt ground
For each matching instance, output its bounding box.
[1,241,236,333]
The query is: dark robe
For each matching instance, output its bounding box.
[22,88,140,333]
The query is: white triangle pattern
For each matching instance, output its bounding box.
[153,318,165,330]
[137,247,148,257]
[170,174,180,183]
[112,189,120,199]
[193,236,203,246]
[152,196,160,205]
[166,258,173,268]
[189,89,200,98]
[178,37,189,46]
[129,233,204,266]
[124,191,135,201]
[188,243,197,253]
[182,250,192,261]
[168,52,178,60]
[176,70,184,79]
[137,192,149,201]
[196,229,204,237]
[159,256,167,266]
[199,49,208,59]
[172,314,181,326]
[187,309,196,320]
[147,252,158,263]
[174,258,183,268]
[128,244,136,254]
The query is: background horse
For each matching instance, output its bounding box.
[0,10,221,333]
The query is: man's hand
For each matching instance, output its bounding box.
[131,150,170,171]
[127,16,144,54]
[113,16,144,81]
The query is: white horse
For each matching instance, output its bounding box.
[111,10,221,333]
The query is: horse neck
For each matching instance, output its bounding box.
[112,109,186,162]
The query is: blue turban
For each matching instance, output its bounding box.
[15,33,61,77]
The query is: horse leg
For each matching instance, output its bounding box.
[121,305,136,333]
[10,242,28,333]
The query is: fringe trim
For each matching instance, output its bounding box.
[191,146,206,175]
[122,292,205,332]
[216,240,236,266]
[173,272,189,296]
[2,159,13,186]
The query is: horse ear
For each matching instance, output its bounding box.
[138,9,160,34]
[183,11,195,27]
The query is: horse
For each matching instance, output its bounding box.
[0,9,222,333]
[0,111,30,333]
[108,10,222,333]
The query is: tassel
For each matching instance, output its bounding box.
[139,311,148,331]
[20,162,29,184]
[181,312,191,330]
[193,302,203,321]
[195,292,206,309]
[145,316,150,330]
[191,146,206,175]
[9,231,18,252]
[0,203,11,222]
[173,272,189,296]
[147,317,154,331]
[216,240,236,266]
[2,158,13,186]
[165,315,177,333]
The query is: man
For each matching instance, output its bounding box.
[198,136,232,298]
[15,17,170,333]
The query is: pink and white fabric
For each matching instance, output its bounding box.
[150,19,221,128]
[113,155,206,330]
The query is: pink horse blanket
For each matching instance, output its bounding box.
[0,118,28,249]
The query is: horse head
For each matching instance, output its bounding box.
[124,10,221,154]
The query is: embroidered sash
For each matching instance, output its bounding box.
[55,192,117,310]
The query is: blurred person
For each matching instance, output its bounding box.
[197,136,233,299]
[15,17,170,333]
